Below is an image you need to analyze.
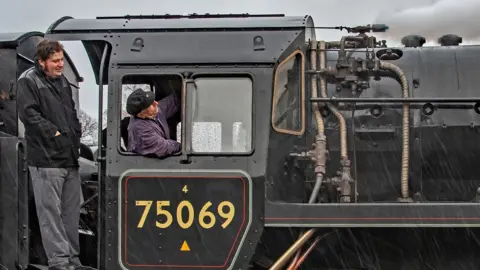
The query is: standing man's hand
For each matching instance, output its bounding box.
[55,131,60,136]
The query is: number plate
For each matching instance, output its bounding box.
[119,170,252,269]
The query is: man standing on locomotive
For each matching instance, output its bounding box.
[17,39,94,270]
[126,88,181,157]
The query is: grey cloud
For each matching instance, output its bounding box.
[374,0,480,44]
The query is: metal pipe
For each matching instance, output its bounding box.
[310,40,324,134]
[312,59,412,200]
[319,40,348,159]
[280,40,346,269]
[285,39,328,269]
[308,174,324,204]
[292,235,324,270]
[286,250,301,270]
[268,229,316,270]
[378,61,411,200]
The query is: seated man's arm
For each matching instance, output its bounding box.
[157,90,180,119]
[137,125,181,158]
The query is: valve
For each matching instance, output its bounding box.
[348,24,389,34]
[331,159,354,203]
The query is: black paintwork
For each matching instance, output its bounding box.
[2,13,480,270]
[120,170,251,269]
[0,132,28,270]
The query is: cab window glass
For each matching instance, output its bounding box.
[177,76,253,153]
[272,51,304,135]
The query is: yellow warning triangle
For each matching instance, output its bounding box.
[180,240,190,252]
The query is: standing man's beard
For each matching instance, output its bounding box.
[45,67,60,78]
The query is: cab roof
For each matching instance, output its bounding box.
[45,14,314,85]
[47,14,311,33]
[0,31,44,48]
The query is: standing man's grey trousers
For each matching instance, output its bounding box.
[29,166,82,268]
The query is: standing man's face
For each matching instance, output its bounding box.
[39,51,64,78]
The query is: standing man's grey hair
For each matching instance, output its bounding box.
[16,38,96,270]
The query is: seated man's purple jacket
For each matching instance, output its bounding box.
[127,93,181,157]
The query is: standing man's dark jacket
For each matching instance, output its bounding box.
[17,62,81,168]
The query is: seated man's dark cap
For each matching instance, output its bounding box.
[126,89,155,116]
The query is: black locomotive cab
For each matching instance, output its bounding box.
[42,13,314,270]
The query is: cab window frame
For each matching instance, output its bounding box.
[183,72,255,156]
[115,71,185,157]
[271,49,306,136]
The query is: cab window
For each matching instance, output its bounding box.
[272,50,305,135]
[120,74,183,153]
[176,76,253,153]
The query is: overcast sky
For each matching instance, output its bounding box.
[0,0,476,119]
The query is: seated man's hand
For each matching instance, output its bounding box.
[174,141,182,153]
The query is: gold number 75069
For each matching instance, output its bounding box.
[135,200,235,229]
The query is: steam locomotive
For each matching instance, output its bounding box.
[0,14,480,270]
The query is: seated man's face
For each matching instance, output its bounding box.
[138,100,158,119]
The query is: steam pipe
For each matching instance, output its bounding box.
[378,61,411,200]
[269,229,316,270]
[275,40,338,270]
[289,236,322,270]
[319,40,348,159]
[310,40,325,135]
[322,38,410,201]
[280,40,351,269]
[286,39,328,269]
[286,251,301,270]
[309,40,327,191]
[291,233,331,270]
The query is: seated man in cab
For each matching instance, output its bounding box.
[126,88,181,158]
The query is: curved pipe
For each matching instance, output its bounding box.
[321,40,410,200]
[282,40,349,269]
[319,40,348,159]
[374,70,402,85]
[284,39,328,269]
[379,61,410,200]
[286,38,327,269]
